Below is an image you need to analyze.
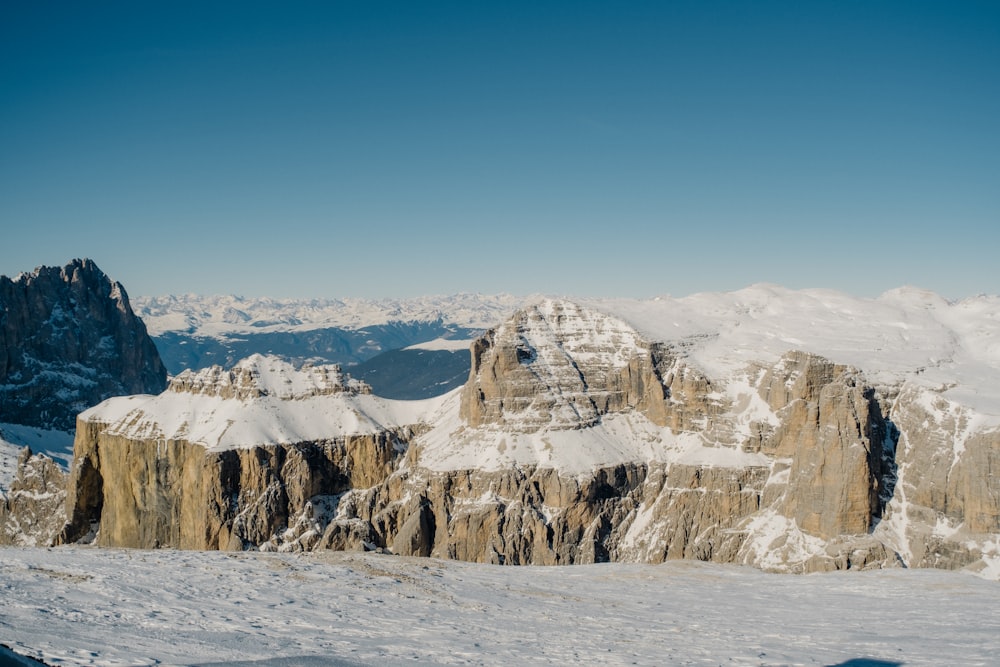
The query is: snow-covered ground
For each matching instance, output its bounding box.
[1,547,997,667]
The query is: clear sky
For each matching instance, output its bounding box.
[2,1,997,300]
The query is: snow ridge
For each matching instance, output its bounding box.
[84,356,447,451]
[96,286,1000,465]
[584,284,1000,416]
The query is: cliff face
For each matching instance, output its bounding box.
[874,385,1000,571]
[0,259,167,431]
[58,355,414,550]
[48,297,1000,577]
[753,352,888,540]
[59,426,407,551]
[0,447,67,546]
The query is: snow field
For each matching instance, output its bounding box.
[588,285,1000,416]
[1,547,998,666]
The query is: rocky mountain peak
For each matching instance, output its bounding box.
[168,354,370,400]
[0,258,167,431]
[460,299,660,432]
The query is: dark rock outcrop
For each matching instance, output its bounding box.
[0,259,167,431]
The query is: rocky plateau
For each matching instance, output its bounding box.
[25,291,998,577]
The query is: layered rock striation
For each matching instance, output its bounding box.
[0,259,167,431]
[44,293,1000,577]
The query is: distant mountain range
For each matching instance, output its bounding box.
[133,293,522,336]
[132,293,523,398]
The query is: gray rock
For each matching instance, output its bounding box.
[0,259,167,431]
[0,447,67,546]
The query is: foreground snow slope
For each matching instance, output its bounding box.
[1,547,998,667]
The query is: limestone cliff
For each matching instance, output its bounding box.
[0,259,167,431]
[872,384,1000,574]
[50,295,1000,577]
[58,355,414,550]
[59,424,407,551]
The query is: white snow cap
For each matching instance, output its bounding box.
[84,355,445,451]
[583,285,1000,416]
[168,353,369,399]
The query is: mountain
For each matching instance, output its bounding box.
[0,259,168,545]
[53,286,1000,577]
[0,259,168,432]
[132,293,520,382]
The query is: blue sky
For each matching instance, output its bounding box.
[2,1,997,299]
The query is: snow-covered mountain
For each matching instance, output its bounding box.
[134,293,523,336]
[54,286,1000,577]
[92,286,1000,461]
[0,260,165,524]
[132,293,521,384]
[97,354,442,449]
[588,284,1000,414]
